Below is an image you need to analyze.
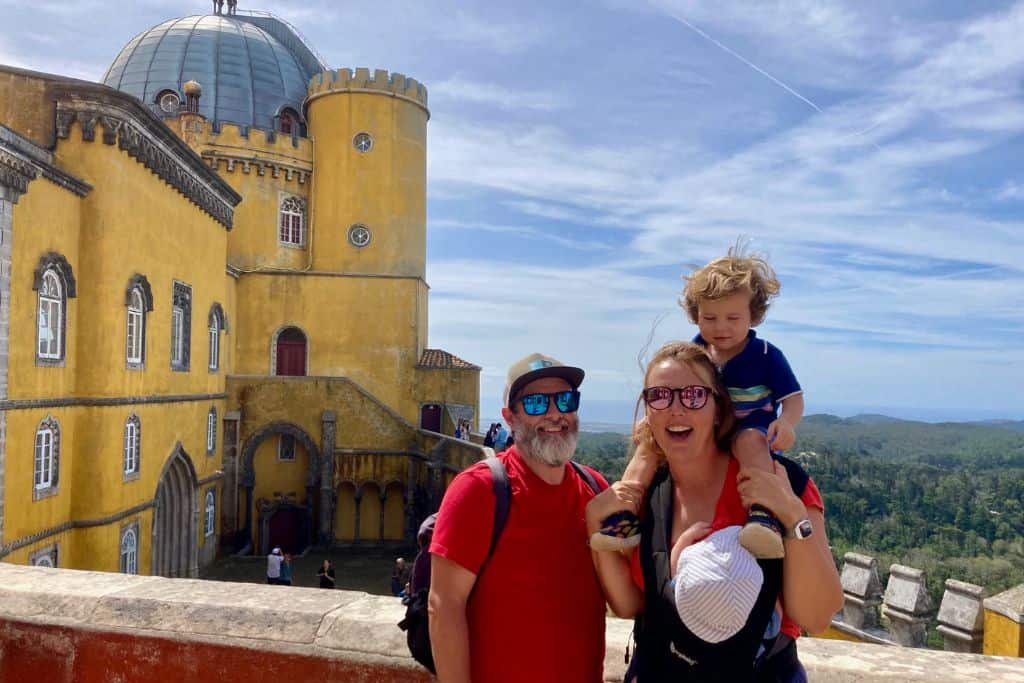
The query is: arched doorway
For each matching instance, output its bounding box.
[275,327,307,376]
[420,403,441,432]
[152,444,198,578]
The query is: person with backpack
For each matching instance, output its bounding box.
[585,341,842,682]
[427,353,608,683]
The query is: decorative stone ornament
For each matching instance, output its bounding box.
[881,564,932,647]
[937,579,986,653]
[841,552,883,630]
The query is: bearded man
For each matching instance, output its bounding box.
[429,353,608,683]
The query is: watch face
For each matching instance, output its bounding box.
[795,519,814,539]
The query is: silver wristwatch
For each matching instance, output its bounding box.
[788,518,813,540]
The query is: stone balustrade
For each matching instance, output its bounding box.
[1,563,1023,681]
[828,551,1024,658]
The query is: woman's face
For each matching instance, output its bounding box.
[644,358,718,459]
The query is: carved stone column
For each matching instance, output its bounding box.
[937,579,986,653]
[841,552,883,629]
[882,564,932,647]
[319,411,336,548]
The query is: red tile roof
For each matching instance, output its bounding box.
[418,349,480,370]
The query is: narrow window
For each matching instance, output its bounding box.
[123,414,140,476]
[204,490,216,537]
[279,197,305,247]
[34,427,54,489]
[208,318,219,370]
[127,288,144,365]
[37,271,62,360]
[171,282,191,370]
[206,407,217,454]
[120,526,138,574]
[278,433,296,461]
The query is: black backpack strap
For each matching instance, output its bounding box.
[772,454,809,498]
[570,461,608,494]
[482,457,512,564]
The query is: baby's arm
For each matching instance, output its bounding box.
[767,393,804,451]
[670,521,712,575]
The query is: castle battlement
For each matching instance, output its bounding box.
[306,68,428,109]
[181,119,314,158]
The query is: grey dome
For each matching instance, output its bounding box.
[102,14,326,131]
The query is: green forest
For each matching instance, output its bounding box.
[573,415,1024,611]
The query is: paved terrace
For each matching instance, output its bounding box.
[0,564,1023,682]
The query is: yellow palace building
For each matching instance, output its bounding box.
[0,10,481,576]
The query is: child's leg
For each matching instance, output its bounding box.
[588,442,659,551]
[734,428,785,559]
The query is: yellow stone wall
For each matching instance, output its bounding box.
[4,102,229,574]
[983,609,1024,657]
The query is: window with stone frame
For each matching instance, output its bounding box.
[279,196,305,247]
[171,281,191,370]
[126,288,145,365]
[123,413,141,479]
[29,545,59,568]
[208,303,226,372]
[204,489,216,537]
[206,407,217,454]
[37,270,63,360]
[33,416,60,497]
[277,433,296,461]
[120,523,139,575]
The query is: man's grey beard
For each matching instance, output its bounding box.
[517,419,579,467]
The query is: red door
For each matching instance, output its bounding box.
[420,404,442,432]
[276,327,306,376]
[268,508,302,553]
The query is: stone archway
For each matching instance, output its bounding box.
[152,443,199,578]
[239,421,320,553]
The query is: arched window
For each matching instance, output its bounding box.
[123,414,140,478]
[279,109,298,135]
[279,196,305,247]
[126,288,145,365]
[171,281,191,370]
[120,525,138,574]
[206,407,217,454]
[204,489,216,537]
[208,303,226,372]
[37,271,62,360]
[33,416,60,495]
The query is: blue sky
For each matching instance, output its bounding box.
[3,1,1023,424]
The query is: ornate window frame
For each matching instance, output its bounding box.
[171,281,192,371]
[123,413,141,481]
[33,252,76,366]
[208,302,227,372]
[204,488,216,537]
[206,406,217,455]
[125,274,153,369]
[278,194,305,248]
[29,544,59,568]
[119,521,139,575]
[33,415,60,500]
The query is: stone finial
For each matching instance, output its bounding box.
[183,81,202,114]
[841,552,883,629]
[881,564,932,647]
[936,580,986,653]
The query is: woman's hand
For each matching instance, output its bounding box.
[585,480,644,532]
[736,461,806,528]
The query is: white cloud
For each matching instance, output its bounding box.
[431,76,566,111]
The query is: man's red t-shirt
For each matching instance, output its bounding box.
[629,457,824,640]
[430,447,608,683]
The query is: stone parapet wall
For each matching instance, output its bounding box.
[0,564,1022,682]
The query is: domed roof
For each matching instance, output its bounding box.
[102,14,326,131]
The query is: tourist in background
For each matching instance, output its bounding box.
[318,559,336,589]
[265,547,283,585]
[493,422,508,452]
[279,553,294,586]
[392,557,411,597]
[586,341,841,681]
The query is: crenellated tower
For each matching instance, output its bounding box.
[304,68,429,280]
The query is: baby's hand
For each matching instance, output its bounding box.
[766,419,796,451]
[670,520,712,572]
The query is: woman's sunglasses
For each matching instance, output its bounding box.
[642,385,713,411]
[518,390,581,416]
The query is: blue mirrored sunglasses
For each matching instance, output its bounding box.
[518,390,581,416]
